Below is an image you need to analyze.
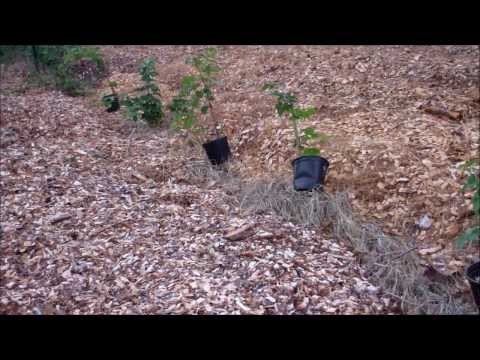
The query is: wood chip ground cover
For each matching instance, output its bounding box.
[0,45,478,314]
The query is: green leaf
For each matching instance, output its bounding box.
[302,127,319,140]
[183,115,195,129]
[203,47,218,59]
[460,159,479,171]
[463,174,479,191]
[139,58,158,83]
[473,191,480,214]
[180,75,198,95]
[190,95,200,108]
[200,105,209,114]
[271,92,297,105]
[302,147,320,156]
[275,102,292,117]
[291,107,316,120]
[456,226,480,248]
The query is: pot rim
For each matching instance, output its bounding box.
[291,155,329,167]
[203,135,228,147]
[466,260,480,284]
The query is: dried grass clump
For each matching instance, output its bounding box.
[185,160,231,182]
[184,159,245,188]
[238,178,476,314]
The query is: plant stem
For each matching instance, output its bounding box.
[208,100,221,138]
[126,123,138,159]
[198,75,221,138]
[290,117,302,153]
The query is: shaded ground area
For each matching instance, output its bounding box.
[1,45,478,314]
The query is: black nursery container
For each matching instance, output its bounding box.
[202,136,232,165]
[103,94,120,113]
[466,261,480,313]
[292,155,329,191]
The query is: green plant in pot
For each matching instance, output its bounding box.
[169,47,231,166]
[101,81,120,112]
[456,159,480,312]
[263,82,329,191]
[122,58,164,126]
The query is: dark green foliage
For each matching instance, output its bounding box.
[54,46,106,96]
[263,82,328,156]
[1,45,106,96]
[169,75,205,134]
[124,94,163,124]
[186,47,220,89]
[139,58,158,84]
[0,46,31,64]
[122,58,163,126]
[36,46,73,67]
[457,159,480,248]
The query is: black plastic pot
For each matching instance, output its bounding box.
[103,94,120,113]
[292,155,329,191]
[466,261,480,313]
[202,136,232,165]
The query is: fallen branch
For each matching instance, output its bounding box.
[423,106,463,121]
[50,214,71,225]
[225,223,255,241]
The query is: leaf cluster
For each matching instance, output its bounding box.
[123,58,164,125]
[263,82,328,156]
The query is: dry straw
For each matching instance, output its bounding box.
[238,179,475,314]
[188,161,476,314]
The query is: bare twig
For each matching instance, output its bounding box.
[126,122,138,159]
[88,222,127,241]
[391,246,419,261]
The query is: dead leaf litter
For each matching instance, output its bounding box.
[1,45,478,314]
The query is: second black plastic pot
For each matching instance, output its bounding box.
[292,155,329,191]
[103,94,120,113]
[466,261,480,313]
[202,136,232,165]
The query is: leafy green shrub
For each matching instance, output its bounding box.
[169,47,221,143]
[0,46,31,64]
[457,159,480,248]
[263,82,328,156]
[53,46,106,96]
[122,58,163,126]
[36,46,73,67]
[1,45,106,96]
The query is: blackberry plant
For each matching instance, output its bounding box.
[123,58,164,126]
